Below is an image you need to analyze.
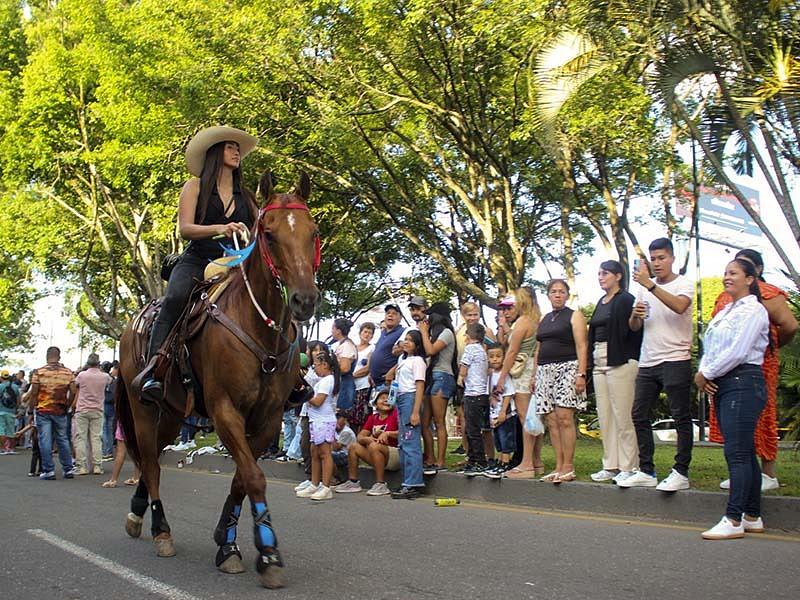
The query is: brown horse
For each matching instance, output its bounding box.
[116,171,320,589]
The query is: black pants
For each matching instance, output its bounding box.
[300,416,311,475]
[148,254,207,359]
[631,360,693,476]
[464,394,490,466]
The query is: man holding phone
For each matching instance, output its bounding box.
[621,238,695,492]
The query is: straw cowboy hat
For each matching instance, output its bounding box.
[185,126,258,176]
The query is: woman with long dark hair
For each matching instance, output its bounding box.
[587,260,643,484]
[709,249,798,491]
[418,302,458,473]
[696,259,769,540]
[139,126,259,400]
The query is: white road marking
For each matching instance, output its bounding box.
[287,213,296,232]
[27,529,202,600]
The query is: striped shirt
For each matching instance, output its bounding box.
[31,362,75,416]
[699,294,769,381]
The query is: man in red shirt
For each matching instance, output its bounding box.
[29,347,77,480]
[333,390,399,496]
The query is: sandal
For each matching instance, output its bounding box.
[505,467,536,479]
[540,471,560,483]
[124,478,139,486]
[102,480,117,488]
[554,471,576,484]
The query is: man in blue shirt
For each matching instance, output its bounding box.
[368,304,406,388]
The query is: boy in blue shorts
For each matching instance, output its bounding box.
[484,344,516,478]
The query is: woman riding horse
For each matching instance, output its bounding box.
[118,126,320,589]
[139,126,259,401]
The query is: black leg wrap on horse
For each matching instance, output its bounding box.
[131,495,149,518]
[251,500,283,572]
[150,499,171,537]
[214,495,243,567]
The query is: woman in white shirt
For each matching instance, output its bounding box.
[387,330,428,499]
[695,259,769,540]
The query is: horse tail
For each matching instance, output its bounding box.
[115,377,141,467]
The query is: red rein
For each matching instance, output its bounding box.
[257,203,321,281]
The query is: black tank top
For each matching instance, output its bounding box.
[185,183,253,259]
[536,307,578,364]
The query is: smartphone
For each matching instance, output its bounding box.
[633,258,641,272]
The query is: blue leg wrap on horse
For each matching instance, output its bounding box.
[251,500,283,573]
[214,495,242,546]
[251,501,277,549]
[150,499,171,536]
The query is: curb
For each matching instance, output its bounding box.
[169,451,800,532]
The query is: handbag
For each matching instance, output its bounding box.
[160,253,180,282]
[509,353,527,378]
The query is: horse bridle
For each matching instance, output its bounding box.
[258,203,321,284]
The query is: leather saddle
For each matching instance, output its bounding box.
[131,261,307,420]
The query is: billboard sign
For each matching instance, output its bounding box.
[676,184,762,246]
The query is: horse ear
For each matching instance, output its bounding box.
[295,172,311,202]
[259,171,275,202]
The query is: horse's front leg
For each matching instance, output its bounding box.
[214,401,286,589]
[213,473,246,574]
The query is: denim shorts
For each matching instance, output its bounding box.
[426,371,456,399]
[493,419,517,454]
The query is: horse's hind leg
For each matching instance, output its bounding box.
[213,403,286,589]
[126,478,148,538]
[133,403,179,557]
[213,473,246,574]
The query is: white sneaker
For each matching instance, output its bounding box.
[616,470,658,488]
[702,516,744,540]
[310,485,333,501]
[613,470,636,484]
[761,474,779,491]
[186,440,197,449]
[741,514,764,533]
[366,482,391,496]
[294,479,313,492]
[333,480,363,493]
[720,474,779,492]
[590,469,618,482]
[296,483,319,498]
[656,469,690,492]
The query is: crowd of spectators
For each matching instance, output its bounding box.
[3,238,792,541]
[280,240,795,540]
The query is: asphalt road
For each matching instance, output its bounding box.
[2,453,798,600]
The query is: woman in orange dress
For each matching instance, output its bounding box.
[708,249,797,491]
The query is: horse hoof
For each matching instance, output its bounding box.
[125,513,143,538]
[218,554,245,574]
[259,566,287,589]
[154,534,176,557]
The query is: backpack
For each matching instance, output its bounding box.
[0,383,17,409]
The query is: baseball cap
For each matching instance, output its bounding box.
[0,369,9,378]
[408,295,429,308]
[497,294,516,308]
[384,303,401,313]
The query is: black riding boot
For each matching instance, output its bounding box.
[140,318,172,403]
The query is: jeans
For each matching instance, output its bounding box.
[180,415,197,443]
[74,409,104,469]
[282,409,298,452]
[632,360,693,476]
[716,365,766,520]
[426,371,456,399]
[396,392,424,487]
[102,403,116,456]
[464,394,490,465]
[36,413,73,474]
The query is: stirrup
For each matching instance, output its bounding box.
[141,378,163,404]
